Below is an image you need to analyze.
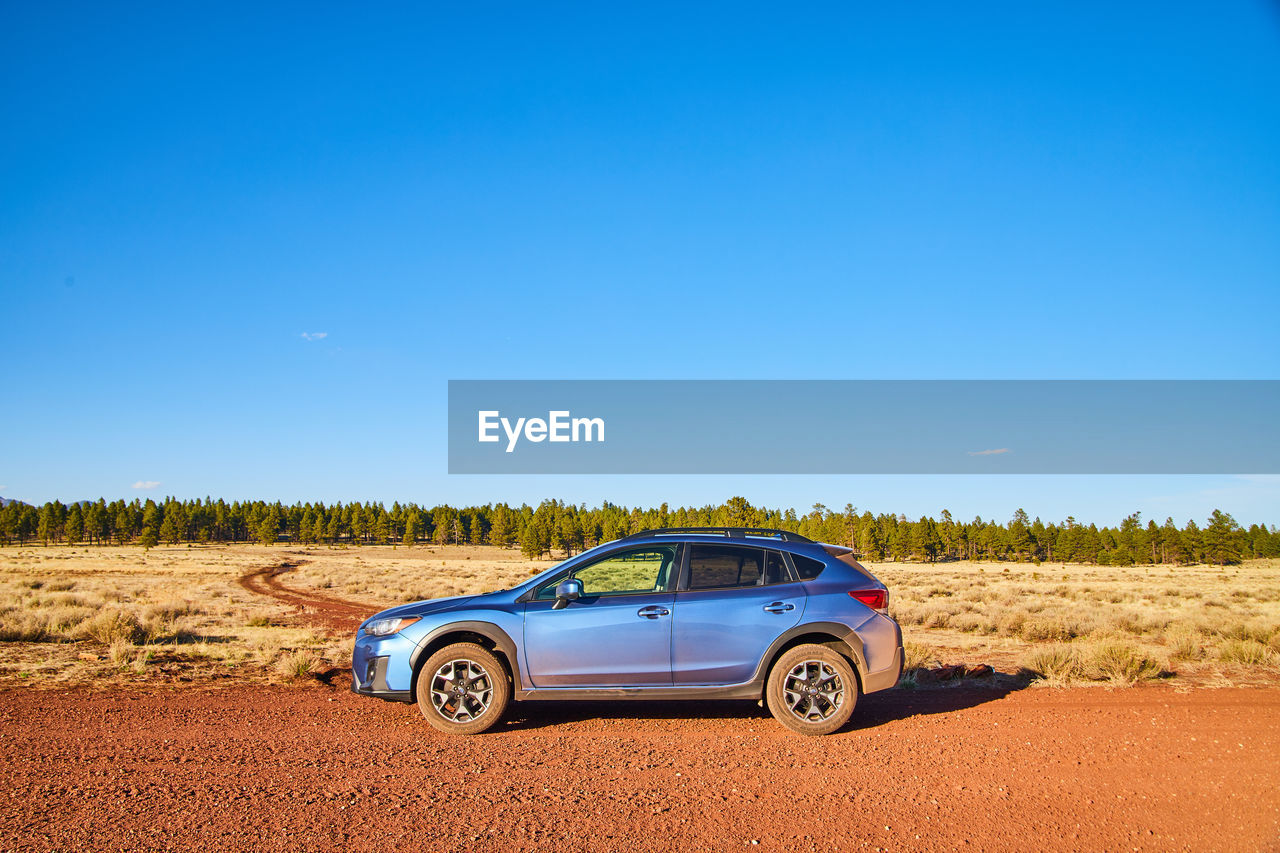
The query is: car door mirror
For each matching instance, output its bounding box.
[552,578,584,610]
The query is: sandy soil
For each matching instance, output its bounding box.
[2,684,1278,852]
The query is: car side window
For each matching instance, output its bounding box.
[686,544,786,590]
[764,550,789,585]
[791,553,826,580]
[535,546,677,599]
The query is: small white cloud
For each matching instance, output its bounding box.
[132,480,161,490]
[300,332,328,341]
[967,448,1011,456]
[0,485,6,491]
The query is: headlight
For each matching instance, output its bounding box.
[362,616,421,637]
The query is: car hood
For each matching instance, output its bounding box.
[367,595,478,623]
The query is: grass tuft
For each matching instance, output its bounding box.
[1165,627,1202,661]
[902,641,937,673]
[274,650,322,679]
[79,609,145,645]
[1087,641,1162,684]
[1023,644,1083,685]
[1218,639,1273,666]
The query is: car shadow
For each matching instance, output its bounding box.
[499,678,1029,733]
[844,681,1027,731]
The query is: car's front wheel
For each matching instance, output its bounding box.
[765,644,858,736]
[416,642,511,735]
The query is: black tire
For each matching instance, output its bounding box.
[416,642,511,735]
[765,643,858,736]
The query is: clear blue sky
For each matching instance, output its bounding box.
[2,3,1278,525]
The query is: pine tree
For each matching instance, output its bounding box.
[403,511,420,548]
[1203,509,1241,565]
[65,504,84,545]
[519,523,543,560]
[1009,509,1033,560]
[256,509,278,545]
[38,503,57,545]
[490,505,514,547]
[159,510,183,545]
[114,510,132,545]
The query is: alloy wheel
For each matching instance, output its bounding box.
[781,659,845,722]
[429,658,494,723]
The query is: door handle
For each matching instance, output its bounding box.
[763,602,795,614]
[637,605,670,619]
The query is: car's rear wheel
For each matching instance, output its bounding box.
[765,643,858,736]
[416,642,510,735]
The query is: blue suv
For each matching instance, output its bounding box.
[351,528,903,735]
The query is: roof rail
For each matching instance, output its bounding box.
[621,527,814,543]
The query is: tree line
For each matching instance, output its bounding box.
[1,496,1275,566]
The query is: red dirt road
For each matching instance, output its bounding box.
[236,559,370,630]
[2,683,1278,852]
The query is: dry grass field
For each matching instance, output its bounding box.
[0,543,1277,689]
[873,558,1280,686]
[0,544,554,687]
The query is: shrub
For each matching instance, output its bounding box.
[994,610,1027,637]
[0,611,51,642]
[274,650,322,679]
[1165,628,1202,661]
[902,641,937,673]
[923,610,953,629]
[132,648,152,673]
[1021,618,1079,643]
[1219,622,1275,644]
[108,638,133,668]
[79,609,145,645]
[1218,639,1272,666]
[950,612,990,634]
[142,600,197,622]
[1024,644,1083,684]
[139,600,201,643]
[1087,642,1161,684]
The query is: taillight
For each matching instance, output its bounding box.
[849,589,888,612]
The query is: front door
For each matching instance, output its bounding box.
[523,544,679,687]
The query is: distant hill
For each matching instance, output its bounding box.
[0,497,27,507]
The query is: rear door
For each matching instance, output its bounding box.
[671,545,804,685]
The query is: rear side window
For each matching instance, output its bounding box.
[791,553,826,580]
[763,550,789,585]
[685,545,795,589]
[688,545,762,588]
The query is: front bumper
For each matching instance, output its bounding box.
[351,634,416,703]
[349,654,412,703]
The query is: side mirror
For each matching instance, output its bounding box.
[552,578,584,610]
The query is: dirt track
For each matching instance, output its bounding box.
[236,559,371,630]
[3,564,1279,851]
